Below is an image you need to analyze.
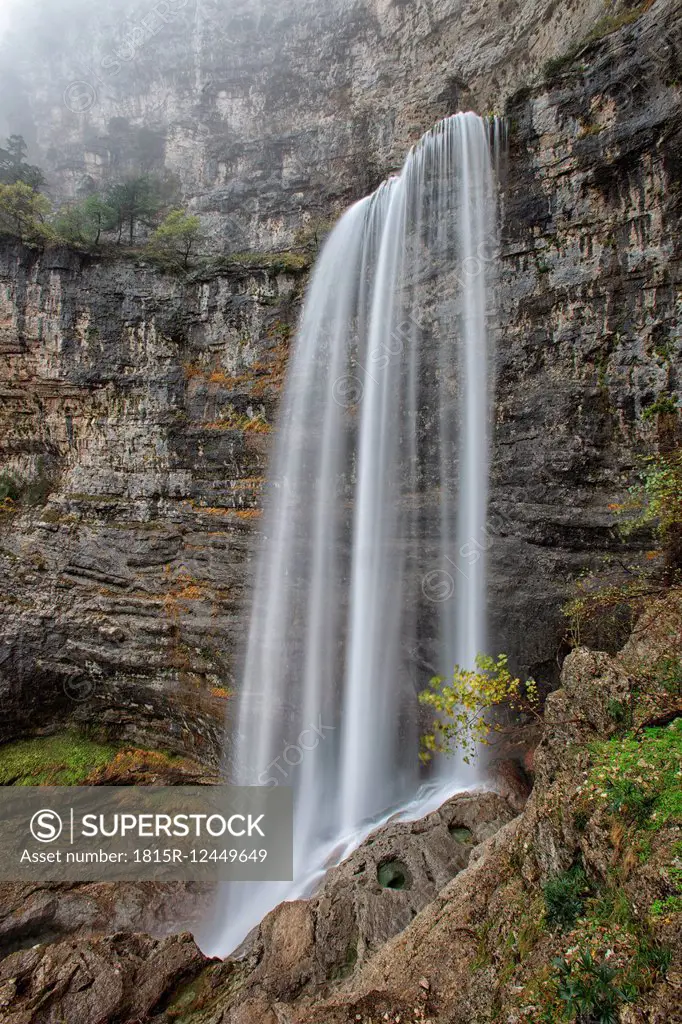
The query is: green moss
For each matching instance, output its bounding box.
[573,807,590,832]
[543,44,582,80]
[377,859,411,890]
[329,937,359,981]
[650,894,682,916]
[642,396,679,421]
[449,825,475,843]
[584,2,655,44]
[0,733,119,785]
[165,962,245,1021]
[471,919,494,971]
[588,719,682,829]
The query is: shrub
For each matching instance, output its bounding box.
[419,653,539,763]
[543,865,588,928]
[553,951,636,1024]
[52,194,116,247]
[642,396,679,421]
[147,208,202,268]
[606,777,656,824]
[0,460,56,508]
[0,181,52,242]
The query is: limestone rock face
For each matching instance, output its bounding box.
[0,245,304,762]
[246,789,516,997]
[0,0,610,250]
[488,0,682,681]
[0,880,212,960]
[0,931,208,1024]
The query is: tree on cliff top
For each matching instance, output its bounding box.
[0,182,52,242]
[104,175,165,245]
[147,208,202,267]
[51,194,117,247]
[0,135,46,190]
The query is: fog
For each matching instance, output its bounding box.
[0,0,214,168]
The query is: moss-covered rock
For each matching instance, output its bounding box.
[0,732,218,786]
[0,733,118,786]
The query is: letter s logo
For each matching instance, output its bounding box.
[30,809,63,843]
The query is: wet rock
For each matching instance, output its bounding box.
[0,247,301,764]
[487,756,534,812]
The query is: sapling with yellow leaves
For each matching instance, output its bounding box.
[419,653,540,764]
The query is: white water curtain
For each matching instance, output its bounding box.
[203,112,504,956]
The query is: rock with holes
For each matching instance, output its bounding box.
[244,789,517,998]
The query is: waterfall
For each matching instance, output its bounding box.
[203,111,504,956]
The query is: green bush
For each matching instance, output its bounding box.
[605,777,656,824]
[642,396,679,421]
[419,652,540,764]
[0,181,52,242]
[543,865,588,928]
[147,208,202,268]
[631,936,673,976]
[52,194,116,248]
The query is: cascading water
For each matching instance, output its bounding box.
[203,111,505,956]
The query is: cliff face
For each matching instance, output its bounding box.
[0,244,306,762]
[1,0,681,758]
[1,0,608,250]
[491,0,682,678]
